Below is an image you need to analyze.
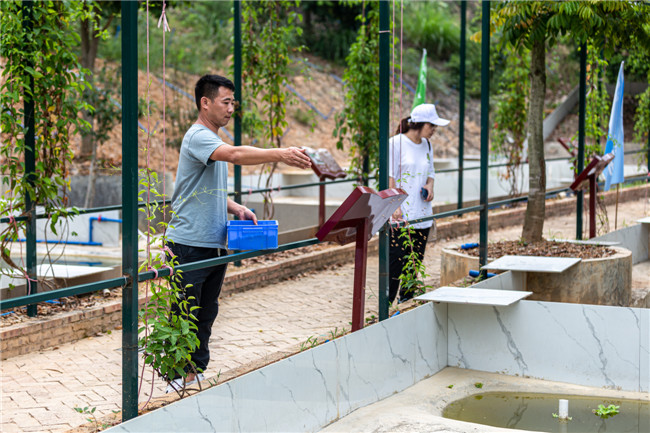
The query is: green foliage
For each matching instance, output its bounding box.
[593,403,620,419]
[241,0,304,218]
[334,1,380,182]
[298,0,360,63]
[85,65,122,146]
[491,42,529,198]
[576,43,611,160]
[74,406,99,431]
[402,1,460,62]
[0,0,90,278]
[242,0,303,149]
[137,168,201,396]
[99,1,233,75]
[632,54,650,168]
[299,335,319,351]
[397,226,432,299]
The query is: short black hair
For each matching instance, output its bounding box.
[194,74,235,112]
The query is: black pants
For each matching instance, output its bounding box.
[388,227,429,304]
[166,242,228,374]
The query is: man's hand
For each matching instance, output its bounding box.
[280,147,311,169]
[228,200,258,224]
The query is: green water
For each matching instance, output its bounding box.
[443,392,650,432]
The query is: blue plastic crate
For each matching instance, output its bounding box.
[227,220,278,250]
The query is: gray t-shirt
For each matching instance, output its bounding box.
[166,124,228,248]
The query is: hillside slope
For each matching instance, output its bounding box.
[73,56,483,179]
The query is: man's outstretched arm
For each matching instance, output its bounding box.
[211,144,311,169]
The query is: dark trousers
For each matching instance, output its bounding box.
[166,242,228,374]
[389,227,429,304]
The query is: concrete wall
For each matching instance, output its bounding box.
[109,300,648,432]
[448,301,649,393]
[109,304,447,433]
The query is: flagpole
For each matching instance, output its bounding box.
[615,184,619,230]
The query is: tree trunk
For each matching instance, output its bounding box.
[522,37,546,242]
[80,17,99,156]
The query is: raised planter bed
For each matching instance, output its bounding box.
[440,245,632,306]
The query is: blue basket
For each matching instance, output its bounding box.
[227,220,278,251]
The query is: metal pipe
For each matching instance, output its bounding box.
[478,1,490,276]
[577,44,587,240]
[378,0,390,322]
[120,0,139,421]
[234,0,242,206]
[22,0,37,318]
[458,0,467,210]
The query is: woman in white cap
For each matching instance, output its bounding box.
[388,103,450,304]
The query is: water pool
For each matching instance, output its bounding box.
[443,392,650,433]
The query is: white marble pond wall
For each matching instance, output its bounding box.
[110,300,648,432]
[110,303,448,433]
[448,301,649,393]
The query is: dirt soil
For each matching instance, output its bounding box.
[456,239,617,260]
[68,54,483,178]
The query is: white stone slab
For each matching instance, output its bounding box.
[4,264,112,279]
[415,286,532,306]
[482,255,581,273]
[554,238,620,246]
[637,216,650,224]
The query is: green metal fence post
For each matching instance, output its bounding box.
[576,44,586,240]
[457,0,467,211]
[234,0,242,206]
[478,0,490,274]
[22,0,38,318]
[378,0,390,321]
[121,0,139,421]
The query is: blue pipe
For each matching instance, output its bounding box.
[89,216,122,245]
[469,269,496,278]
[14,215,122,246]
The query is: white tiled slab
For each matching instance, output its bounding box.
[415,286,532,306]
[482,255,581,273]
[554,238,620,246]
[637,216,650,224]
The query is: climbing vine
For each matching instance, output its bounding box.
[0,1,91,283]
[582,42,611,158]
[334,0,380,184]
[491,43,530,198]
[632,56,650,169]
[241,0,304,218]
[397,226,432,300]
[137,172,201,398]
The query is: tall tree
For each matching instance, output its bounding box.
[78,0,120,156]
[493,1,650,242]
[334,0,380,184]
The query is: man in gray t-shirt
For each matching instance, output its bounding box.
[164,75,311,394]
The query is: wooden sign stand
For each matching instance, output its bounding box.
[570,153,614,238]
[316,186,407,331]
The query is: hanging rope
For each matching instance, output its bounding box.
[138,0,152,403]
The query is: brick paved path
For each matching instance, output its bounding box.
[1,199,648,433]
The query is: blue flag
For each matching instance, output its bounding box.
[603,62,624,191]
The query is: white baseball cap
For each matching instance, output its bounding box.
[410,103,450,126]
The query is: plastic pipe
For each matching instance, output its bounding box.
[89,216,122,245]
[469,269,495,278]
[558,399,569,419]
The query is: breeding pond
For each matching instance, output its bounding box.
[443,392,650,432]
